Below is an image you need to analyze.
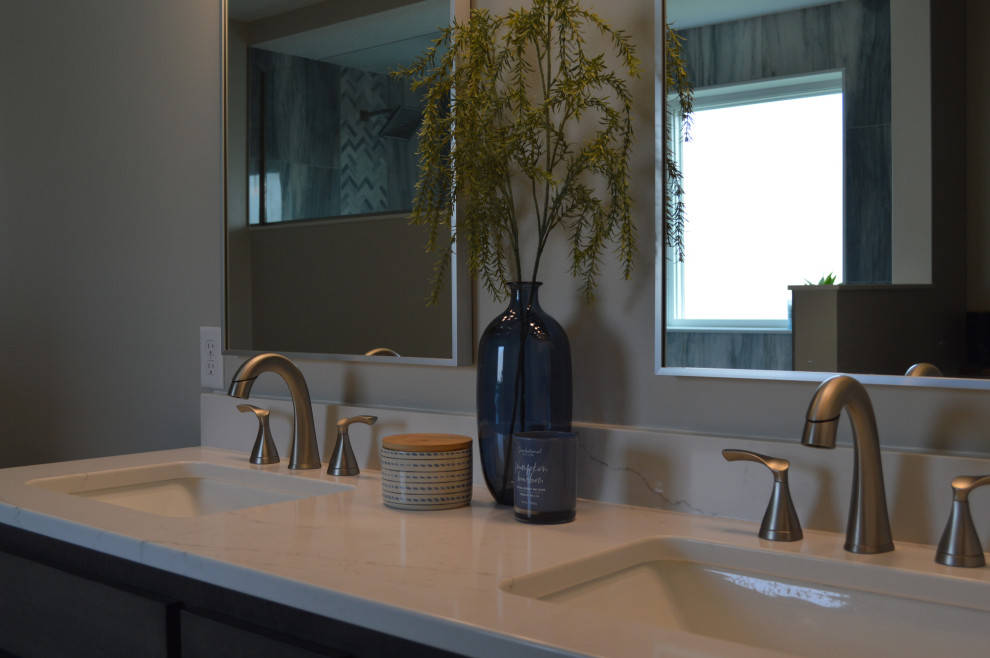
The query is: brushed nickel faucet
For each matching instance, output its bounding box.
[802,375,894,554]
[905,362,942,377]
[227,353,321,470]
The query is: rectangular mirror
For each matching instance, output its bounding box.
[658,0,982,384]
[224,0,471,365]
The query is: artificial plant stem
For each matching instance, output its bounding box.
[532,225,553,283]
[501,170,523,283]
[541,7,554,243]
[500,282,536,497]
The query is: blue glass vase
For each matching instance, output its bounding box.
[477,282,572,505]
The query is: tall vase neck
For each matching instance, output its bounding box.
[509,282,542,308]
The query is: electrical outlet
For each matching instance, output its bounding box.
[200,326,224,390]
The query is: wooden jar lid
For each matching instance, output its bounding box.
[382,433,472,452]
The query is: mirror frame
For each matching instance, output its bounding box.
[655,0,981,390]
[220,0,473,367]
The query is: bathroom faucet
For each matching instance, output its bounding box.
[227,353,321,470]
[801,375,894,554]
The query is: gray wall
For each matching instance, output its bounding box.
[0,0,222,467]
[245,217,452,357]
[0,0,987,470]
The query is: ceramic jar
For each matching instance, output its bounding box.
[381,434,472,510]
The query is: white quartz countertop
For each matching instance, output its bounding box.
[1,447,988,657]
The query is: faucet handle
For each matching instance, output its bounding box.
[327,415,378,476]
[723,449,790,477]
[935,474,990,567]
[723,449,803,542]
[237,404,280,465]
[339,415,378,430]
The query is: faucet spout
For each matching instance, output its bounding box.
[802,375,894,554]
[227,353,321,470]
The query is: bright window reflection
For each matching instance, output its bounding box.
[668,74,844,329]
[248,173,284,225]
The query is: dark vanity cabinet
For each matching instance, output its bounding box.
[179,609,348,658]
[0,549,178,657]
[0,524,465,658]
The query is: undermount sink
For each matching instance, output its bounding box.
[28,461,353,517]
[500,536,990,657]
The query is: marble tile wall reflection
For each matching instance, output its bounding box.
[248,49,418,223]
[338,68,418,215]
[665,330,792,370]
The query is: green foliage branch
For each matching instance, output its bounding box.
[663,24,693,262]
[397,0,641,304]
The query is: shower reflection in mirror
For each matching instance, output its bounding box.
[247,47,425,224]
[225,0,469,362]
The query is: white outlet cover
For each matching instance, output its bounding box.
[200,326,224,390]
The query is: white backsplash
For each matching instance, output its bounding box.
[201,393,990,547]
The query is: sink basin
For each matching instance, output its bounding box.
[500,537,990,657]
[28,461,353,517]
